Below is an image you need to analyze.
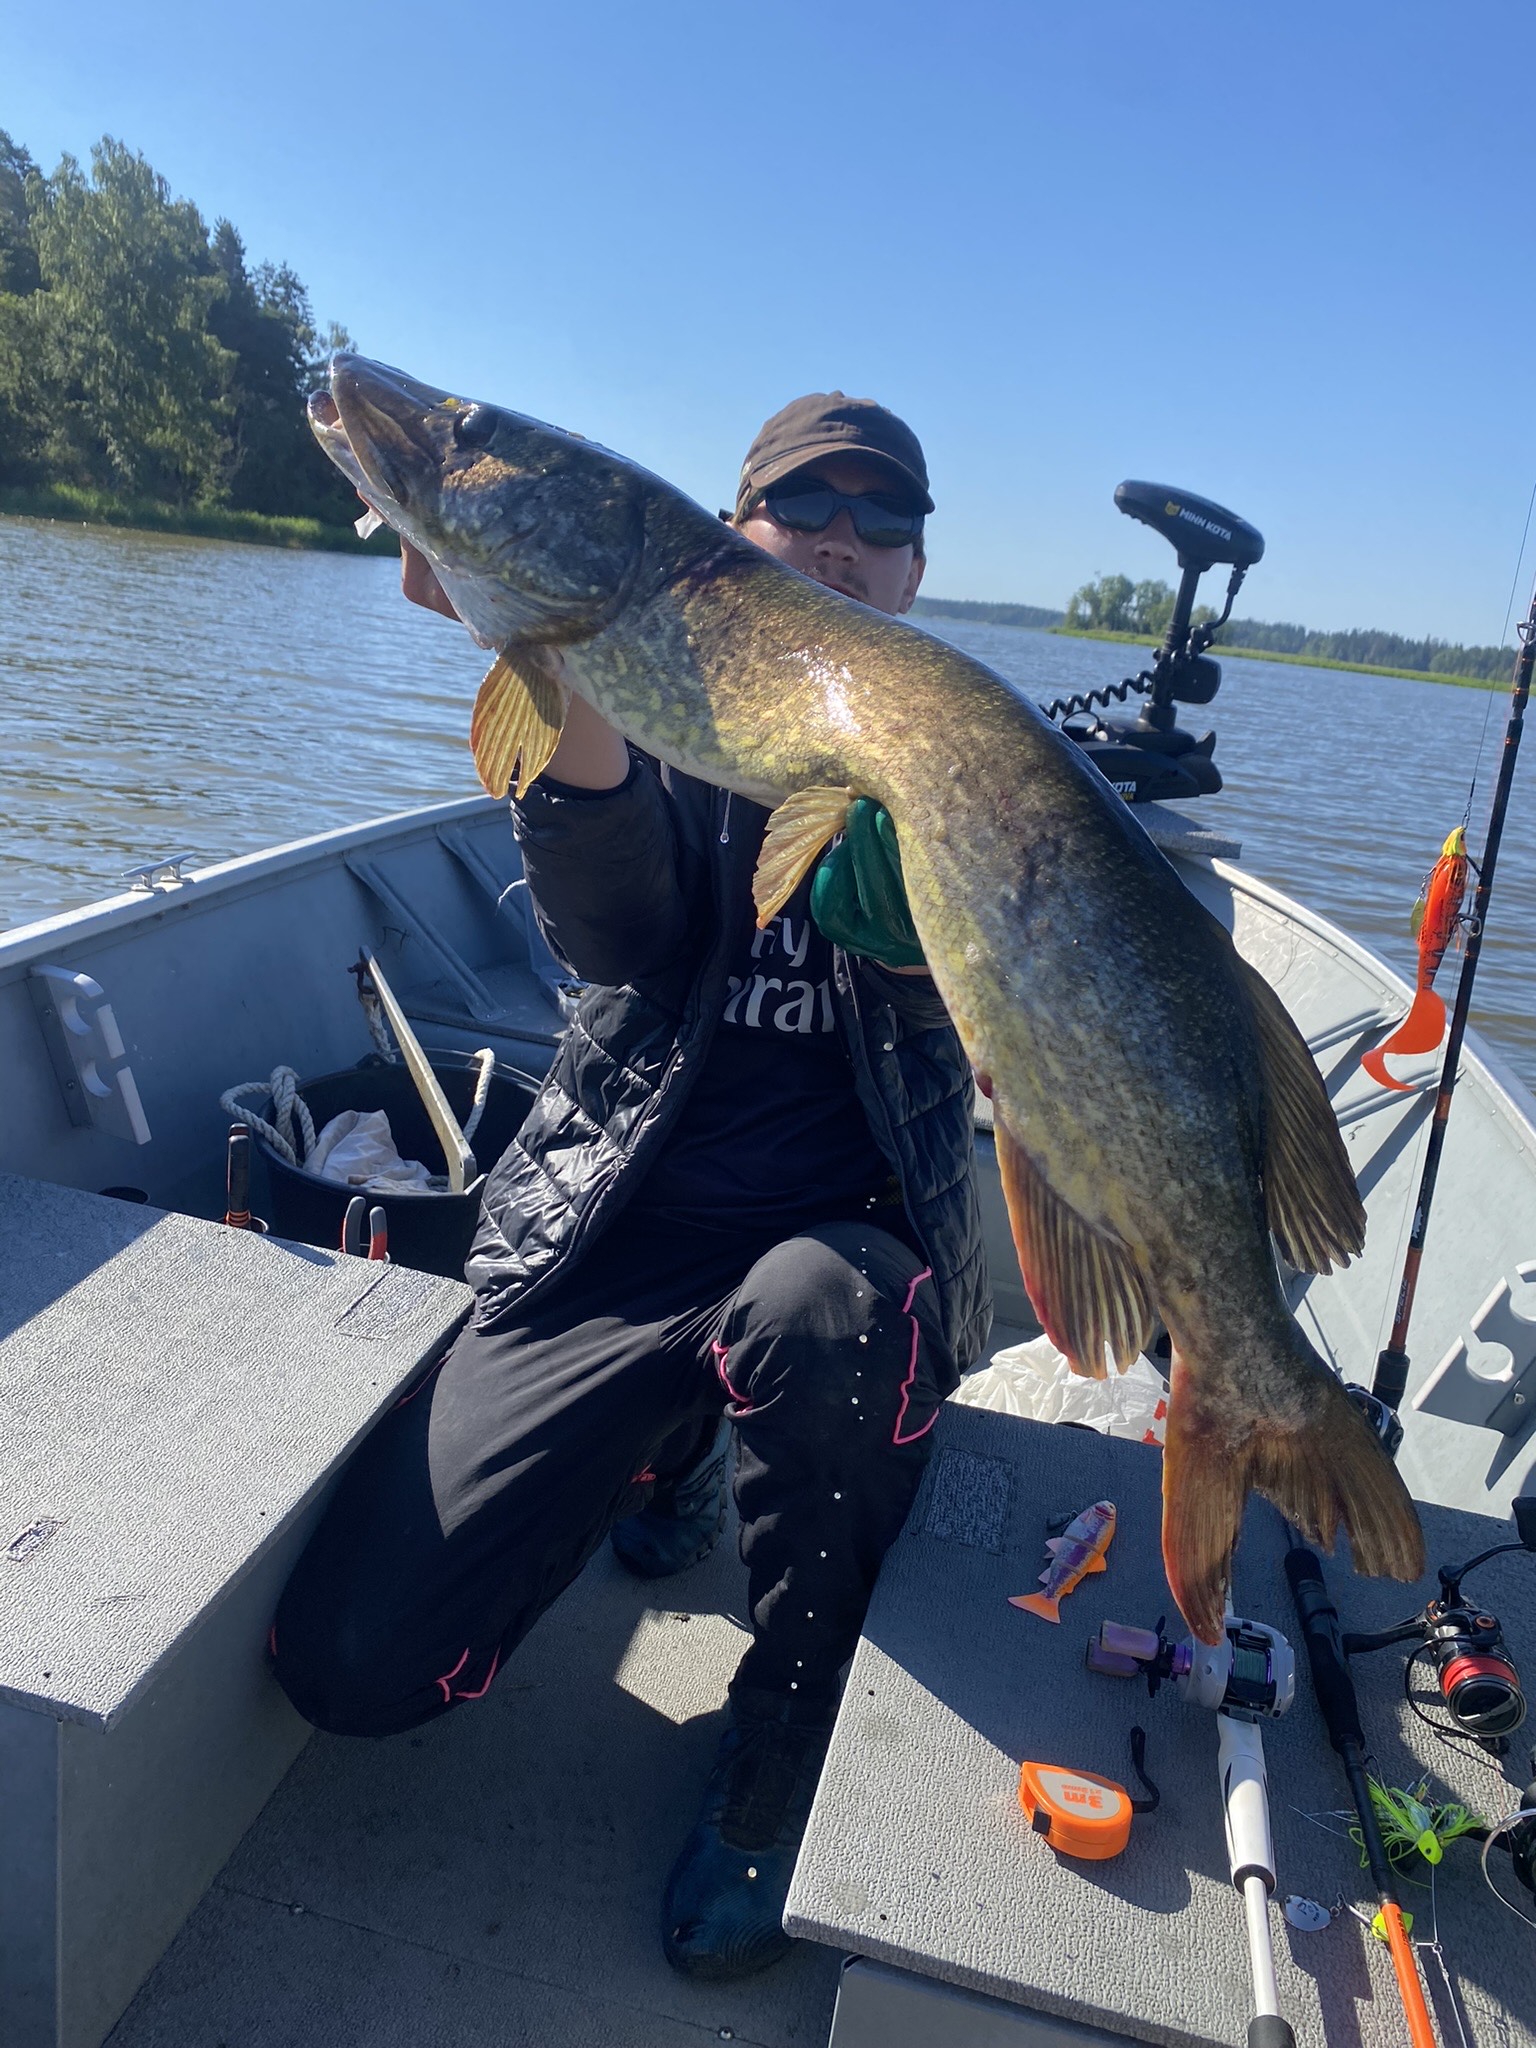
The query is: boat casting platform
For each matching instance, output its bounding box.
[790,1403,1536,2048]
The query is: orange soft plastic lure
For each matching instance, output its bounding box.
[1362,827,1470,1092]
[1010,1500,1115,1623]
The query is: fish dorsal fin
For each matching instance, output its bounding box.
[1235,957,1365,1273]
[753,785,859,927]
[993,1115,1153,1381]
[470,647,569,798]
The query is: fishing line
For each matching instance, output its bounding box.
[1479,1807,1536,1930]
[1463,475,1536,829]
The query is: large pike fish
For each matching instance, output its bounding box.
[310,354,1424,1641]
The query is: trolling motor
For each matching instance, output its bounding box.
[1046,482,1265,804]
[1089,1612,1297,2048]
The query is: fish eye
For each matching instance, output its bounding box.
[452,403,498,449]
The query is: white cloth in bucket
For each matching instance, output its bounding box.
[950,1334,1169,1446]
[305,1109,440,1193]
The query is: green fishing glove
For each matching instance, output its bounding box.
[810,798,926,970]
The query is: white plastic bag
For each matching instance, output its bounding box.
[950,1334,1168,1446]
[306,1109,439,1193]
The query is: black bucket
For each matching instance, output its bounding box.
[253,1052,540,1280]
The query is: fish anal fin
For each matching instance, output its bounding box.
[1162,1347,1425,1646]
[753,786,858,927]
[471,647,569,798]
[993,1114,1153,1381]
[1235,957,1366,1273]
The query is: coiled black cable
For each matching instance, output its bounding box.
[1041,670,1155,724]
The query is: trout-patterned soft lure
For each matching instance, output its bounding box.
[1362,827,1470,1092]
[1010,1501,1116,1623]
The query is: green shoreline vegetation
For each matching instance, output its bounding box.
[1050,623,1507,691]
[0,482,396,553]
[916,575,1517,692]
[1,129,366,545]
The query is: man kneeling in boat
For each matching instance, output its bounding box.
[270,394,990,1980]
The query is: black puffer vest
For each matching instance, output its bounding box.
[467,757,991,1376]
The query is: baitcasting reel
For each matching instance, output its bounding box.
[1088,1612,1296,1721]
[1046,482,1265,805]
[1344,1494,1536,1749]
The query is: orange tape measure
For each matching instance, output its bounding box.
[1018,1761,1135,1860]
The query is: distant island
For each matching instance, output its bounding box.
[0,127,386,551]
[917,574,1517,691]
[911,596,1065,630]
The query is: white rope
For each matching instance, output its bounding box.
[219,1066,318,1167]
[461,1047,496,1146]
[358,986,397,1062]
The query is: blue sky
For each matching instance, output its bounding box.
[8,1,1535,645]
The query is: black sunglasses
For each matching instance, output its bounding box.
[758,478,924,549]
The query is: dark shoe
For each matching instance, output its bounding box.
[661,1683,836,1980]
[611,1420,730,1580]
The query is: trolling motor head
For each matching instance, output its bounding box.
[1048,483,1265,804]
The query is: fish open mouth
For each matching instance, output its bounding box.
[311,355,454,519]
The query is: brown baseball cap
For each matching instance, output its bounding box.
[734,391,934,521]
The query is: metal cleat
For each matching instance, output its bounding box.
[121,852,199,892]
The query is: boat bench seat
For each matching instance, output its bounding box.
[0,1174,471,2048]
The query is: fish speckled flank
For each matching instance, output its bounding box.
[310,354,1424,1643]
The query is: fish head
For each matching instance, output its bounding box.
[309,354,647,649]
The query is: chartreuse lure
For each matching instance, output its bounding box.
[1354,1777,1482,1880]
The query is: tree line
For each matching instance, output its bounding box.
[1063,572,1515,683]
[0,130,358,526]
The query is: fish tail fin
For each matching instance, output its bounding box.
[1162,1338,1424,1645]
[1011,1592,1062,1623]
[1361,989,1448,1090]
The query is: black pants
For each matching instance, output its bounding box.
[272,1215,950,1737]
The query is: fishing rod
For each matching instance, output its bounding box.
[1284,1541,1439,2048]
[1089,1610,1298,2048]
[1372,580,1536,1410]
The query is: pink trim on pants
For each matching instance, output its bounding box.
[891,1267,937,1445]
[712,1338,753,1412]
[433,1643,502,1705]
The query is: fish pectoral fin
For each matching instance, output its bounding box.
[993,1113,1153,1381]
[470,647,569,798]
[1236,957,1367,1272]
[1161,1344,1424,1646]
[753,786,859,928]
[1085,1550,1109,1574]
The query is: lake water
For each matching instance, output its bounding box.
[4,513,1533,1092]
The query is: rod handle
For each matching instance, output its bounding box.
[1248,2019,1295,2048]
[1372,1345,1410,1409]
[1284,1546,1365,1755]
[224,1124,252,1229]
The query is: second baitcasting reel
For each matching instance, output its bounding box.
[1046,482,1265,805]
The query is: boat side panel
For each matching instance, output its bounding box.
[1177,853,1536,1519]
